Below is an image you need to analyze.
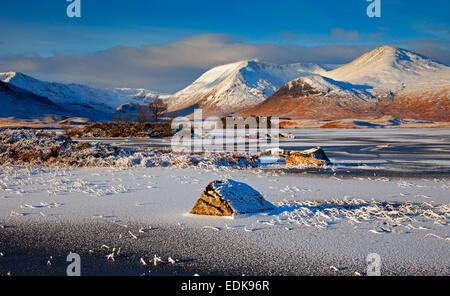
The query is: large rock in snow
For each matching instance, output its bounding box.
[286,146,331,166]
[190,179,273,216]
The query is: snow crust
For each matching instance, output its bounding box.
[212,179,274,214]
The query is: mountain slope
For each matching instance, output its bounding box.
[325,45,450,92]
[240,75,382,119]
[0,81,69,118]
[167,60,327,116]
[0,72,167,119]
[0,72,116,111]
[240,47,450,121]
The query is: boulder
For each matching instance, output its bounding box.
[285,146,331,166]
[190,179,274,216]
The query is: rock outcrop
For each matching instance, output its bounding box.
[190,179,273,216]
[285,147,331,166]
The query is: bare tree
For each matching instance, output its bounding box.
[136,105,150,124]
[148,99,168,125]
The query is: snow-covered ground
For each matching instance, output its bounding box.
[0,128,448,275]
[1,165,448,225]
[0,165,448,275]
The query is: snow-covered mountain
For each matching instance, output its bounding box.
[240,75,380,119]
[325,45,450,92]
[0,80,70,118]
[1,46,448,121]
[109,88,170,105]
[0,72,167,119]
[0,72,115,112]
[167,60,327,116]
[240,46,450,121]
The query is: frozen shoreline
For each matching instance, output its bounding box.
[0,128,448,276]
[1,166,449,221]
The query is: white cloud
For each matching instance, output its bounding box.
[0,34,447,92]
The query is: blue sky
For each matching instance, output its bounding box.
[0,0,448,91]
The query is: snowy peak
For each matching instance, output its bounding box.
[0,71,167,120]
[175,60,249,98]
[239,47,449,121]
[0,72,49,94]
[325,46,450,91]
[338,45,445,73]
[168,59,327,114]
[239,60,328,95]
[176,59,327,97]
[0,71,116,110]
[271,75,373,102]
[0,71,20,83]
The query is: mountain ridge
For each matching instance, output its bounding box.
[0,71,168,120]
[1,46,448,121]
[324,45,450,92]
[239,46,450,121]
[167,59,328,116]
[0,80,70,118]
